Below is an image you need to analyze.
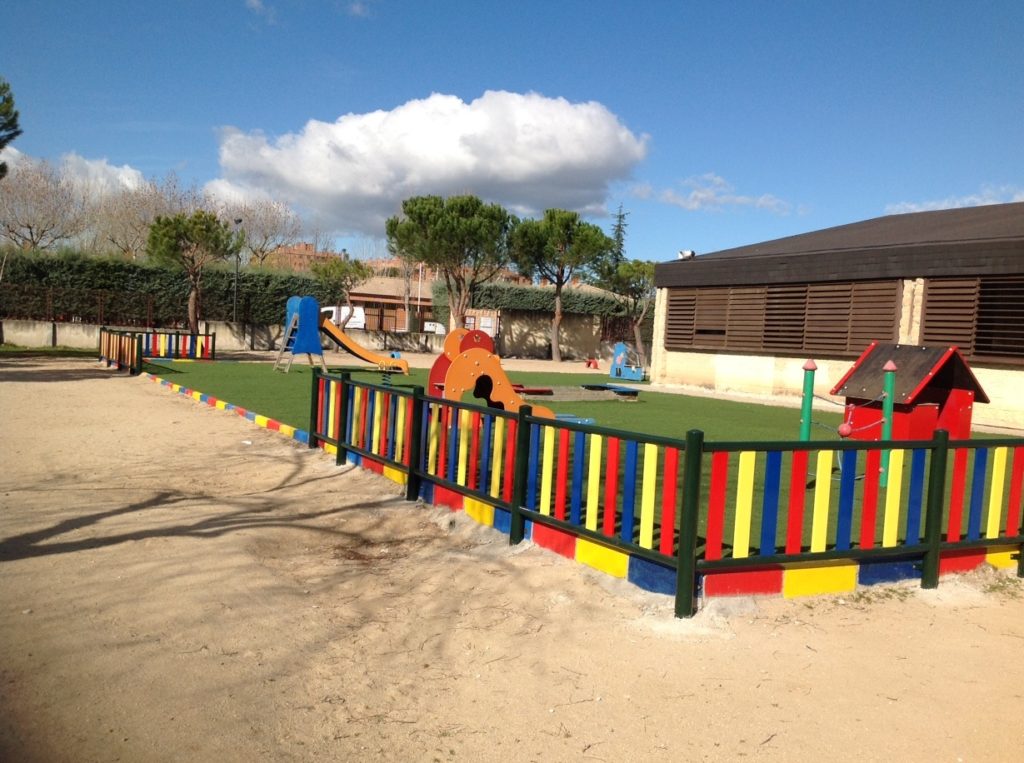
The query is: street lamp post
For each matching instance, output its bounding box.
[232,218,242,323]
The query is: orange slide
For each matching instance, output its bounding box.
[318,315,410,374]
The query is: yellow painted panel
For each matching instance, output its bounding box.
[457,409,470,485]
[371,391,382,453]
[382,465,407,486]
[586,434,602,531]
[427,404,440,474]
[639,443,659,549]
[464,497,495,526]
[254,415,269,428]
[489,417,505,498]
[191,391,202,401]
[540,426,555,516]
[986,447,1008,539]
[215,400,228,410]
[811,450,834,553]
[350,387,361,443]
[783,561,858,598]
[986,548,1016,569]
[394,397,407,463]
[733,450,756,558]
[279,424,296,438]
[882,450,905,547]
[575,538,629,578]
[324,443,337,456]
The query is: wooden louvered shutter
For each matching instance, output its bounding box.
[664,289,696,349]
[975,275,1024,360]
[848,281,900,349]
[725,287,766,350]
[922,279,979,355]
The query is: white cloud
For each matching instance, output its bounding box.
[59,152,145,195]
[245,0,276,23]
[346,2,371,17]
[206,90,648,236]
[1,147,145,195]
[639,173,792,215]
[886,185,1024,214]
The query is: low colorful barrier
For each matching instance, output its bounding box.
[98,327,144,374]
[309,370,1024,617]
[99,327,216,374]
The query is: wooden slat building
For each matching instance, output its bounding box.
[651,202,1024,429]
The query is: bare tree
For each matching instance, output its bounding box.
[92,174,205,259]
[227,198,301,267]
[0,158,88,250]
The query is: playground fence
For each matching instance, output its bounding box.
[99,327,217,374]
[308,370,1024,617]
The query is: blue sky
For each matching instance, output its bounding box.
[4,1,1023,261]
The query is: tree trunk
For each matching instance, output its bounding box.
[188,287,199,334]
[340,292,353,330]
[551,289,563,362]
[632,320,647,370]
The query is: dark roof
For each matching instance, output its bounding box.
[656,202,1024,288]
[830,342,989,405]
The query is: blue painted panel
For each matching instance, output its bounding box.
[858,558,919,586]
[570,431,585,525]
[906,449,927,543]
[967,448,988,541]
[526,424,540,510]
[836,450,858,551]
[628,556,677,595]
[479,414,493,495]
[760,451,782,554]
[621,440,638,543]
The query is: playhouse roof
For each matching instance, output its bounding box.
[830,342,990,405]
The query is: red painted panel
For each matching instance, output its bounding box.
[433,485,464,510]
[265,419,280,432]
[703,567,784,597]
[379,392,390,458]
[502,419,517,502]
[403,398,414,466]
[531,522,577,559]
[603,437,619,537]
[363,457,384,475]
[860,449,881,548]
[660,447,679,556]
[786,450,808,554]
[939,549,986,574]
[468,412,480,490]
[436,406,448,478]
[705,452,729,561]
[554,429,569,521]
[947,448,969,542]
[1006,447,1024,536]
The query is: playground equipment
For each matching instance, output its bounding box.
[428,329,554,419]
[274,296,409,375]
[609,342,645,382]
[830,342,988,441]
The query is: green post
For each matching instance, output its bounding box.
[307,368,321,450]
[211,331,217,360]
[509,405,534,546]
[880,360,897,488]
[799,359,816,441]
[921,429,949,589]
[675,429,705,618]
[404,387,425,502]
[334,372,351,467]
[98,326,105,363]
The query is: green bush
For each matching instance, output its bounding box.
[0,248,329,326]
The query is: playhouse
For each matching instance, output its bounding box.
[830,342,989,440]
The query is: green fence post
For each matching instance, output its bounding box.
[405,386,425,502]
[334,372,351,467]
[509,405,534,546]
[134,334,143,375]
[799,359,816,441]
[307,369,321,450]
[98,326,105,363]
[675,429,705,618]
[921,429,949,589]
[880,359,897,488]
[211,331,217,360]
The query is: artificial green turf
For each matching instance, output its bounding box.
[145,358,844,442]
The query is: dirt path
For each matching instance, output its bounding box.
[2,357,1023,762]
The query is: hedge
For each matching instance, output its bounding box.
[0,249,330,326]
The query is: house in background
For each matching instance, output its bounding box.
[651,202,1024,430]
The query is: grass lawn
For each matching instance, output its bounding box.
[145,358,843,442]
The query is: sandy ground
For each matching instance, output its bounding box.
[2,356,1024,762]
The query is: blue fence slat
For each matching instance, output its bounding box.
[570,431,585,525]
[905,449,927,543]
[835,449,858,551]
[479,414,493,495]
[621,440,638,543]
[967,448,988,541]
[526,423,540,510]
[759,451,782,554]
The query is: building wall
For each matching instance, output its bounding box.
[651,279,1024,432]
[497,310,601,360]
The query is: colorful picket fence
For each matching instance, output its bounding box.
[98,327,143,374]
[308,370,1024,617]
[140,330,216,360]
